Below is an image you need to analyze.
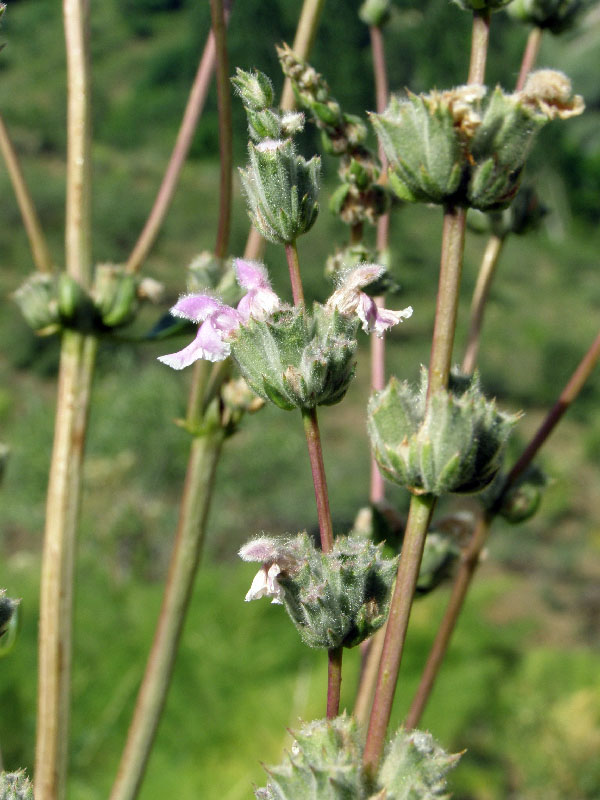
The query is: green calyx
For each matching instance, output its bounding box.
[508,0,585,34]
[232,68,305,143]
[92,264,140,328]
[230,304,358,411]
[372,76,583,209]
[368,369,520,496]
[239,139,320,244]
[255,717,461,800]
[359,0,392,27]
[0,771,34,800]
[243,532,397,649]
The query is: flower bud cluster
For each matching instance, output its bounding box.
[240,533,398,649]
[277,45,389,226]
[0,771,34,800]
[234,67,321,244]
[255,715,461,800]
[160,261,412,409]
[508,0,585,34]
[368,368,520,496]
[13,265,162,335]
[372,72,584,209]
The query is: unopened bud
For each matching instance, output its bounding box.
[231,305,358,410]
[509,0,585,34]
[368,368,520,496]
[359,0,392,27]
[92,264,139,328]
[231,68,273,110]
[13,273,60,333]
[239,139,320,244]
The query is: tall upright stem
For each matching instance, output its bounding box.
[35,3,94,798]
[364,202,467,773]
[515,26,543,92]
[108,430,225,800]
[126,1,233,274]
[406,327,600,728]
[369,22,390,505]
[467,10,490,86]
[428,206,467,397]
[362,494,435,775]
[0,115,54,273]
[461,234,504,375]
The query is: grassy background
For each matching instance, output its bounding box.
[1,0,600,798]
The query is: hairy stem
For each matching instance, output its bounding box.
[285,240,305,305]
[353,623,386,727]
[363,493,436,775]
[35,332,97,800]
[406,327,600,727]
[467,10,490,85]
[461,234,504,375]
[428,206,467,398]
[108,430,225,800]
[35,3,94,798]
[405,511,491,728]
[126,1,233,273]
[369,22,390,505]
[301,408,334,554]
[515,26,543,92]
[0,115,54,273]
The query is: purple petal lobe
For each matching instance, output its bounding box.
[234,259,273,291]
[170,294,222,322]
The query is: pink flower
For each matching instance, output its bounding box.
[327,263,413,337]
[158,259,281,370]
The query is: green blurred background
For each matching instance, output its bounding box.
[1,0,600,797]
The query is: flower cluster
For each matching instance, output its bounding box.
[159,260,412,374]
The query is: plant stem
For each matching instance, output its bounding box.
[243,0,325,261]
[515,26,543,92]
[35,332,97,800]
[327,646,344,719]
[405,327,600,727]
[354,623,386,726]
[109,6,235,796]
[301,408,334,554]
[285,240,305,305]
[467,10,490,85]
[280,0,326,110]
[428,206,467,398]
[108,430,225,800]
[405,511,491,728]
[210,0,232,261]
[364,199,467,772]
[461,233,504,375]
[126,1,233,274]
[0,114,54,273]
[35,3,94,798]
[363,493,435,776]
[368,21,390,505]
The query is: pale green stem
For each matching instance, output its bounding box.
[0,114,54,273]
[108,430,225,800]
[284,240,305,305]
[467,10,490,86]
[362,494,436,776]
[461,233,504,375]
[35,332,97,800]
[406,328,600,728]
[35,2,94,798]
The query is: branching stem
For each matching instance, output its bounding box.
[0,115,54,273]
[515,26,543,92]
